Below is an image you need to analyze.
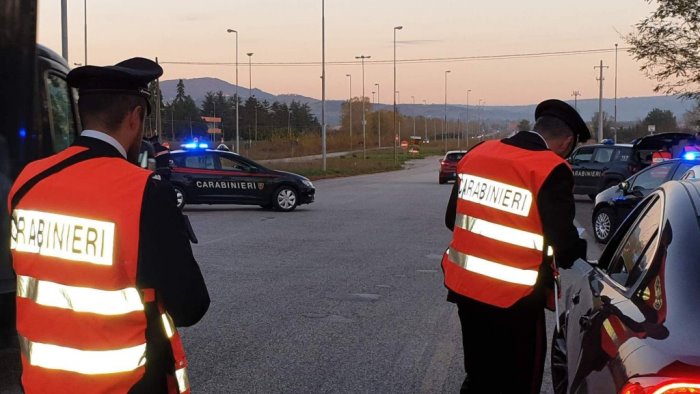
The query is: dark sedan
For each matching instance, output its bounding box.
[552,179,700,394]
[169,147,315,211]
[592,159,699,243]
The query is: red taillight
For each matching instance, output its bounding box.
[440,160,447,166]
[621,378,700,394]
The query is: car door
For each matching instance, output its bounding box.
[589,147,616,186]
[568,195,663,393]
[180,152,218,202]
[616,162,674,219]
[212,152,268,204]
[570,146,596,194]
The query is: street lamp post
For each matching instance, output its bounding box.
[321,0,327,171]
[375,83,381,148]
[84,0,88,64]
[247,52,254,146]
[444,70,451,152]
[346,74,352,150]
[226,29,240,153]
[411,96,416,137]
[466,90,471,148]
[393,25,403,164]
[423,99,428,141]
[356,55,371,159]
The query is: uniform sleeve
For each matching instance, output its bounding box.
[137,177,210,327]
[445,180,459,231]
[538,164,587,269]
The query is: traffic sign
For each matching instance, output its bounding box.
[400,140,408,149]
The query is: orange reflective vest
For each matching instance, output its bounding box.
[442,140,566,308]
[9,146,190,394]
[652,151,672,163]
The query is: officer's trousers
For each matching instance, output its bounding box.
[456,293,546,394]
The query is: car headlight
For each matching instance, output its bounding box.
[302,179,314,188]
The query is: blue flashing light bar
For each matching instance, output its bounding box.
[182,141,210,150]
[19,128,27,138]
[683,151,700,160]
[198,143,209,149]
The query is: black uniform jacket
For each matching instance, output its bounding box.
[444,131,587,305]
[71,137,210,393]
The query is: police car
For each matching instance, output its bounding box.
[568,142,632,199]
[169,144,315,211]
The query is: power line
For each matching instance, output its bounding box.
[160,47,630,68]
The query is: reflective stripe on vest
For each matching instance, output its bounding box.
[455,213,553,256]
[17,275,144,315]
[19,335,146,375]
[446,248,539,286]
[176,367,190,393]
[10,209,115,266]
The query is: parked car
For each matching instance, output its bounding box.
[438,150,467,184]
[552,179,700,394]
[569,143,632,198]
[626,132,695,175]
[592,158,699,243]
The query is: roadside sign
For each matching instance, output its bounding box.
[400,140,408,149]
[648,125,656,133]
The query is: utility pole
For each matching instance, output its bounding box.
[614,43,618,125]
[346,74,352,151]
[155,57,161,136]
[423,100,428,141]
[226,29,240,153]
[411,96,416,137]
[595,60,609,142]
[375,83,381,148]
[321,0,327,171]
[84,0,87,65]
[61,0,68,60]
[356,55,370,159]
[444,70,451,152]
[393,25,403,164]
[247,52,254,146]
[572,90,581,111]
[466,90,471,148]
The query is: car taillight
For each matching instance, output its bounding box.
[621,377,700,394]
[440,160,447,166]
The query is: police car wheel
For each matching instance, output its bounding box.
[173,186,186,210]
[273,186,298,212]
[593,207,617,244]
[551,316,569,394]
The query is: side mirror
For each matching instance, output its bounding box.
[618,181,630,192]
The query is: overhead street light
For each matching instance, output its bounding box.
[393,25,403,164]
[226,29,240,153]
[356,55,371,159]
[444,70,451,152]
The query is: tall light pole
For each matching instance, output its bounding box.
[466,89,471,148]
[61,0,68,60]
[356,55,371,159]
[247,52,254,144]
[84,0,88,64]
[393,25,403,164]
[478,99,483,137]
[411,96,416,137]
[226,29,240,153]
[572,90,581,110]
[614,43,618,125]
[346,74,352,150]
[321,0,327,171]
[423,99,428,141]
[375,83,381,148]
[444,70,451,152]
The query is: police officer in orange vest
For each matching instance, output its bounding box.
[8,58,209,393]
[443,99,590,393]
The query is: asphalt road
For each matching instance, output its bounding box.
[181,157,606,394]
[0,157,607,394]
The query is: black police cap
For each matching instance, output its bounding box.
[535,99,591,142]
[67,57,163,101]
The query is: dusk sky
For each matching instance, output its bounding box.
[38,1,660,105]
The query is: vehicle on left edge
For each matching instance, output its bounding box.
[169,144,315,211]
[439,150,467,184]
[552,179,700,394]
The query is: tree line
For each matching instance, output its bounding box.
[146,79,320,143]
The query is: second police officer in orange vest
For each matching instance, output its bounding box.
[8,58,209,393]
[442,99,590,393]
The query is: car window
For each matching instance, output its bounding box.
[607,197,662,288]
[672,162,696,179]
[615,147,631,162]
[631,162,674,190]
[571,147,594,163]
[219,155,253,171]
[46,73,77,152]
[593,148,615,163]
[446,153,465,161]
[184,153,215,169]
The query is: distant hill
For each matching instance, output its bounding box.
[160,78,697,126]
